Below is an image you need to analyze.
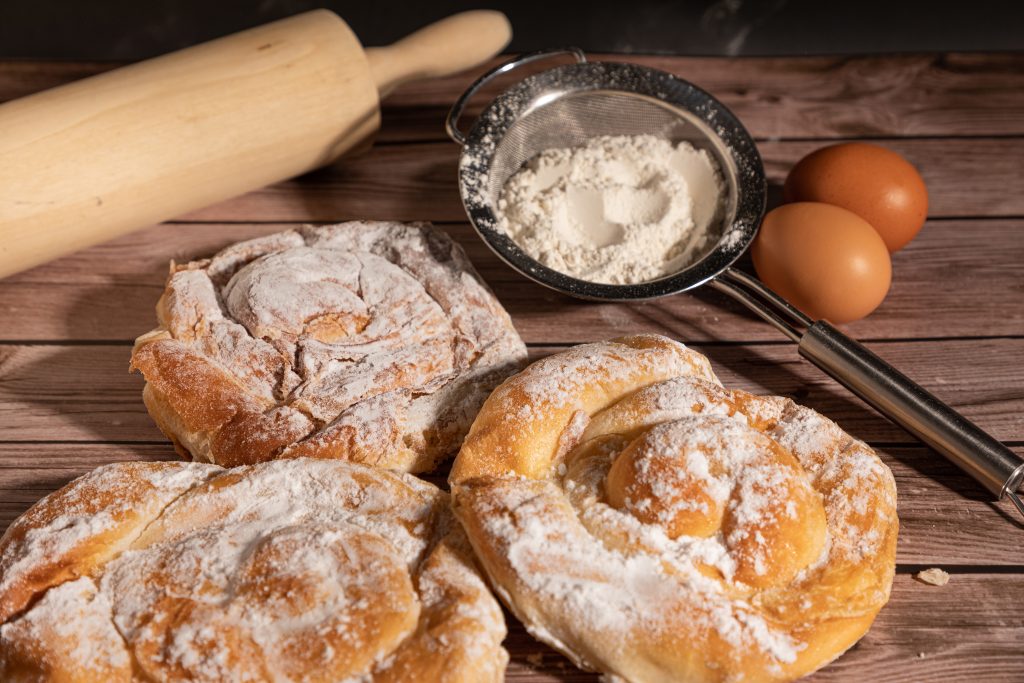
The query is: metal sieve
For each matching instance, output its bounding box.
[446,49,1024,521]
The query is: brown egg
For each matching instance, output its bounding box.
[783,142,928,252]
[751,202,892,323]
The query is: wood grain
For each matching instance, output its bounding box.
[1,52,1021,681]
[502,574,1024,681]
[1,340,1021,446]
[2,441,1020,676]
[385,53,1024,142]
[157,138,1024,224]
[2,443,1022,565]
[0,12,383,280]
[4,53,1023,140]
[0,219,1020,343]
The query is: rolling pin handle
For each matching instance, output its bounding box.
[366,10,513,99]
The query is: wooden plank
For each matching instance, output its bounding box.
[0,444,177,527]
[884,447,1024,565]
[384,53,1024,142]
[1,441,1019,683]
[4,54,1023,139]
[165,138,1024,224]
[0,344,150,442]
[503,574,1024,681]
[0,219,1020,343]
[1,443,1020,677]
[2,443,1022,566]
[1,340,1020,445]
[1,54,1020,683]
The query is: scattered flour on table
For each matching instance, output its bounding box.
[496,134,725,284]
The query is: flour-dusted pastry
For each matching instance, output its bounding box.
[450,334,899,682]
[131,221,527,472]
[0,458,508,681]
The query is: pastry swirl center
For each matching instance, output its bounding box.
[602,415,828,588]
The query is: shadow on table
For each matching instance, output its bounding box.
[0,335,158,445]
[288,138,461,224]
[503,605,599,682]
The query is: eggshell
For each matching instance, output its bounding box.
[783,142,928,252]
[751,202,892,323]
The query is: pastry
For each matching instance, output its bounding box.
[0,458,508,681]
[450,334,898,682]
[130,221,526,472]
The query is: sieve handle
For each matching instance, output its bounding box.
[710,267,1024,518]
[797,320,1024,508]
[445,47,587,146]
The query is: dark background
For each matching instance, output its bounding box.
[1,0,1022,60]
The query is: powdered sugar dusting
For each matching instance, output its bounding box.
[453,338,898,679]
[133,222,527,472]
[468,479,802,670]
[1,459,507,680]
[0,577,131,677]
[0,461,219,623]
[500,337,716,430]
[766,402,896,563]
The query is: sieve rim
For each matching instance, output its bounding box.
[453,58,767,302]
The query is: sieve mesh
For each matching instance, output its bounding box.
[455,59,764,301]
[486,90,735,241]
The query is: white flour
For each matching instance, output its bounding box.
[496,134,724,284]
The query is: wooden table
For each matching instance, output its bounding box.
[1,53,1022,681]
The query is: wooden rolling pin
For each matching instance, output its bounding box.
[0,10,511,279]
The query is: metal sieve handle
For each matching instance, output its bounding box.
[710,267,1024,519]
[445,47,587,146]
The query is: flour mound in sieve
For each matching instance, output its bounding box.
[496,134,725,285]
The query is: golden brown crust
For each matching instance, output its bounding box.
[448,334,715,483]
[0,578,134,682]
[0,459,508,682]
[131,222,527,473]
[0,460,218,624]
[450,334,898,682]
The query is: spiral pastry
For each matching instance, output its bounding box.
[0,459,508,681]
[130,221,526,472]
[450,335,898,682]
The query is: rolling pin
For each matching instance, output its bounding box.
[0,10,511,279]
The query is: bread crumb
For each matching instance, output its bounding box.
[915,568,950,586]
[917,652,927,659]
[525,653,544,668]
